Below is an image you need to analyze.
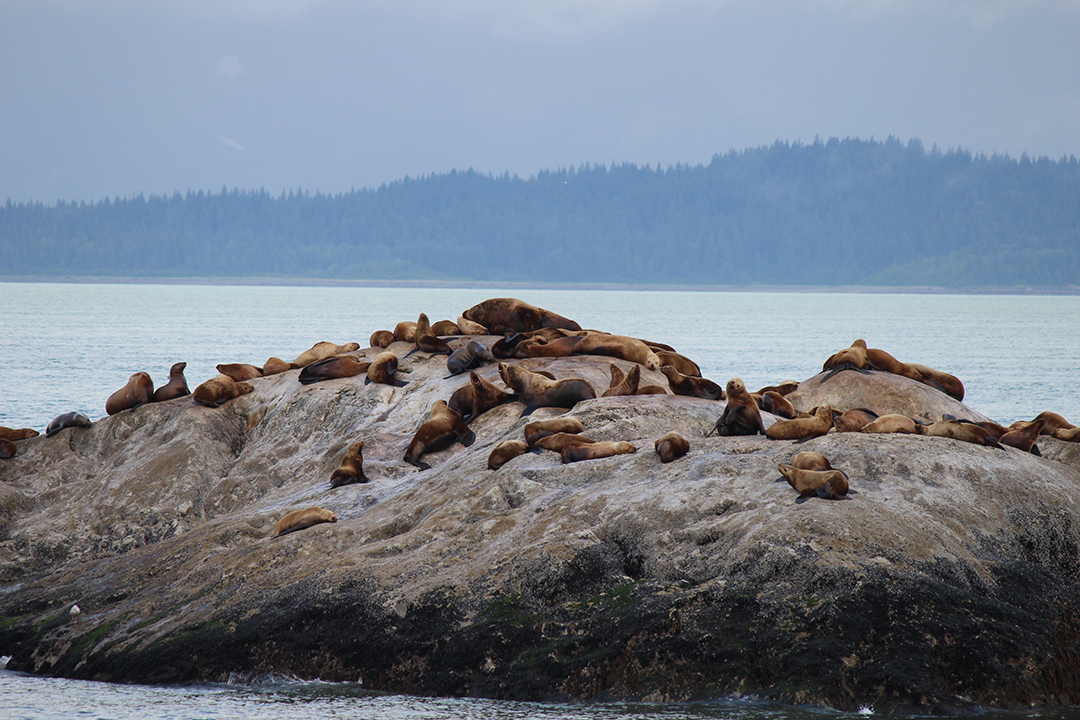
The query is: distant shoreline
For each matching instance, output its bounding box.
[2,275,1079,295]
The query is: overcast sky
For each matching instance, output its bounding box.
[2,0,1079,203]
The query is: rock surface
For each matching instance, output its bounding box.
[2,330,1080,715]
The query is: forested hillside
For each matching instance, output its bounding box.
[4,137,1079,287]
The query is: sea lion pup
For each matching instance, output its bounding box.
[406,313,453,358]
[766,405,834,441]
[602,364,641,397]
[906,363,965,401]
[821,339,872,381]
[404,400,475,470]
[561,440,637,464]
[778,464,850,500]
[0,427,39,441]
[45,411,92,438]
[330,441,369,487]
[999,419,1045,456]
[151,362,190,402]
[216,363,263,382]
[462,297,581,335]
[661,366,724,401]
[448,371,515,422]
[760,391,797,419]
[1028,411,1075,436]
[834,408,879,433]
[916,418,1001,448]
[105,371,155,415]
[572,333,661,370]
[293,341,361,369]
[365,351,407,387]
[369,330,396,349]
[192,375,254,407]
[656,351,701,377]
[790,451,832,471]
[393,321,417,343]
[488,439,537,470]
[654,431,690,463]
[860,414,918,434]
[262,357,296,376]
[708,378,765,437]
[273,506,337,538]
[1053,427,1080,442]
[430,319,460,336]
[0,439,16,459]
[446,340,495,377]
[524,416,586,447]
[455,316,488,335]
[498,362,596,417]
[299,355,371,385]
[514,335,584,359]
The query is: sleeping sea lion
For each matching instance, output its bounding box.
[766,405,833,441]
[790,451,832,471]
[404,400,475,470]
[105,372,155,415]
[821,339,872,381]
[707,378,764,437]
[447,371,515,422]
[0,427,39,441]
[860,414,918,434]
[192,375,254,407]
[152,362,191,402]
[462,298,581,335]
[1030,411,1074,436]
[656,351,701,377]
[293,342,361,368]
[299,355,371,385]
[760,391,797,419]
[561,440,636,463]
[907,363,965,401]
[514,335,583,359]
[754,380,800,397]
[498,362,596,417]
[370,330,396,348]
[0,440,17,459]
[262,357,296,376]
[916,418,1001,447]
[573,333,660,370]
[636,384,669,395]
[778,464,849,500]
[1053,427,1080,442]
[524,416,586,447]
[273,506,337,537]
[446,340,495,377]
[393,322,417,343]
[330,441,369,487]
[654,431,690,463]
[216,363,263,382]
[366,352,407,387]
[834,408,879,433]
[661,366,724,401]
[488,439,537,470]
[45,411,92,438]
[865,346,924,382]
[430,319,460,336]
[602,364,640,397]
[455,316,488,335]
[534,432,596,452]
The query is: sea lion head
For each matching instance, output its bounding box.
[726,377,747,397]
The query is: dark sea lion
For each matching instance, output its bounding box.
[661,366,724,401]
[971,420,1010,439]
[455,316,488,335]
[916,418,1001,448]
[707,378,764,437]
[488,439,537,470]
[446,340,495,377]
[105,371,154,415]
[430,319,460,336]
[859,414,918,434]
[330,441,369,487]
[447,371,515,422]
[216,363,263,382]
[999,419,1044,455]
[273,506,337,537]
[602,364,641,397]
[573,333,661,369]
[761,391,797,419]
[406,313,453,357]
[192,375,254,407]
[561,440,636,464]
[654,431,690,463]
[514,335,583,359]
[498,362,596,417]
[834,408,879,433]
[524,416,586,447]
[300,355,371,385]
[462,298,581,335]
[366,352,407,387]
[0,440,17,459]
[45,411,92,438]
[152,362,190,402]
[393,322,417,343]
[790,451,832,471]
[778,464,849,500]
[821,339,873,381]
[262,357,296,376]
[369,329,396,348]
[404,400,475,470]
[293,342,361,368]
[534,432,596,452]
[766,405,833,441]
[492,333,528,359]
[907,363,965,401]
[656,351,701,377]
[0,427,39,441]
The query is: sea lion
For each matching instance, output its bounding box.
[790,451,832,471]
[455,316,488,335]
[999,419,1044,455]
[707,378,764,437]
[561,440,636,464]
[834,408,879,433]
[151,362,190,402]
[916,418,1001,448]
[366,352,407,387]
[446,340,495,377]
[865,346,924,382]
[330,441,369,487]
[0,440,16,459]
[514,335,583,359]
[821,339,872,381]
[105,371,155,415]
[462,298,581,335]
[45,411,92,438]
[760,391,797,419]
[491,333,528,359]
[447,371,515,422]
[656,351,701,377]
[0,427,39,441]
[766,405,833,441]
[370,330,396,348]
[404,400,475,470]
[488,439,536,470]
[524,416,586,447]
[654,431,690,463]
[192,375,254,407]
[300,355,371,385]
[860,414,918,434]
[262,357,295,376]
[778,464,849,500]
[754,381,800,397]
[534,432,596,452]
[406,313,453,357]
[430,319,460,336]
[907,363,965,401]
[1029,411,1074,436]
[216,363,263,382]
[602,364,641,397]
[273,506,337,537]
[498,362,596,417]
[393,322,418,343]
[573,333,660,370]
[636,385,669,395]
[293,342,361,368]
[1052,427,1080,442]
[661,366,724,401]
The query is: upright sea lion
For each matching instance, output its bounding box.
[498,362,596,417]
[535,432,596,452]
[300,355,371,385]
[654,432,690,463]
[446,340,495,377]
[407,313,453,357]
[561,440,636,464]
[45,411,92,438]
[907,363,965,401]
[766,405,833,441]
[330,441,369,487]
[447,371,515,422]
[273,506,337,537]
[834,408,879,433]
[656,351,701,377]
[192,375,254,407]
[916,418,1000,448]
[821,339,872,381]
[860,414,918,434]
[524,416,586,447]
[105,372,155,415]
[602,364,641,397]
[488,439,536,470]
[404,400,475,470]
[0,427,39,441]
[455,316,488,335]
[152,362,190,402]
[216,363,263,382]
[462,298,581,335]
[790,451,832,471]
[999,419,1044,455]
[366,352,407,387]
[370,330,396,348]
[778,464,849,500]
[262,357,296,376]
[707,378,764,437]
[573,333,660,370]
[430,319,460,336]
[661,366,724,401]
[293,342,361,368]
[0,440,17,459]
[393,322,418,343]
[760,391,797,419]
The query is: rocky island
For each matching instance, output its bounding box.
[2,299,1079,715]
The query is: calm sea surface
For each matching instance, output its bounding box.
[2,282,1080,719]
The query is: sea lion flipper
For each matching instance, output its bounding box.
[391,378,409,387]
[520,405,539,417]
[365,377,372,385]
[403,347,420,359]
[1031,443,1041,456]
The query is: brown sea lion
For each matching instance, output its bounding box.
[498,362,596,417]
[524,416,586,447]
[366,352,407,387]
[999,419,1044,455]
[573,333,660,370]
[834,408,879,433]
[754,380,800,397]
[300,355,371,385]
[192,375,254,407]
[821,339,872,381]
[393,322,417,343]
[330,441,369,487]
[561,440,636,463]
[656,350,701,377]
[446,340,495,377]
[602,364,641,397]
[535,432,596,452]
[407,313,453,357]
[0,440,17,459]
[864,346,924,382]
[708,378,764,437]
[1030,411,1074,436]
[462,298,581,335]
[654,431,690,463]
[761,391,797,419]
[766,405,833,441]
[369,330,395,348]
[916,418,1000,448]
[488,439,536,470]
[0,427,39,441]
[790,451,832,471]
[636,385,669,395]
[430,319,460,336]
[860,414,918,434]
[447,371,515,422]
[262,357,296,376]
[514,335,583,358]
[45,411,92,438]
[455,316,488,335]
[105,372,154,415]
[1052,427,1080,442]
[907,363,965,401]
[293,341,361,368]
[150,362,191,402]
[216,363,263,382]
[661,366,724,401]
[273,506,337,537]
[404,400,475,470]
[778,464,849,500]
